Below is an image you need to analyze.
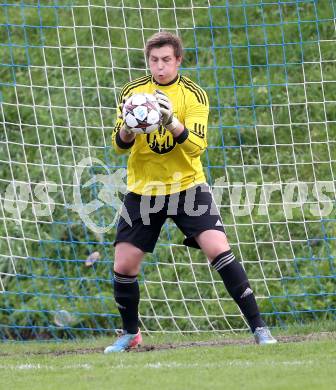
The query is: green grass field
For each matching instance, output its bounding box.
[0,0,336,358]
[1,327,335,390]
[0,0,335,339]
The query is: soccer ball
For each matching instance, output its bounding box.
[122,93,162,134]
[54,310,74,327]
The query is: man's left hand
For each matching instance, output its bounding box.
[154,90,175,128]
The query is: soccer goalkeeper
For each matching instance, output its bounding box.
[104,31,277,353]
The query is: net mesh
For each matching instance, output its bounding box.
[0,0,335,339]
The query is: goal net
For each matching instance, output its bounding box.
[0,0,335,339]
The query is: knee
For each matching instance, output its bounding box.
[114,242,144,275]
[207,246,230,262]
[195,230,231,261]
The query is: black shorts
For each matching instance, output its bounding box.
[114,184,225,253]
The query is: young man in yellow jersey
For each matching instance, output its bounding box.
[104,32,277,353]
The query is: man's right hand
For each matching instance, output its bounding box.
[119,126,136,142]
[118,96,136,139]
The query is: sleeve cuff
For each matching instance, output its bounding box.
[116,131,135,149]
[174,127,189,144]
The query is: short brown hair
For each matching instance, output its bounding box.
[145,31,183,59]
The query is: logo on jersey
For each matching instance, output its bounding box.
[191,123,205,138]
[146,125,176,154]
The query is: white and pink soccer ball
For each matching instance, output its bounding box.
[122,93,162,134]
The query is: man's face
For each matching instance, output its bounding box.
[148,45,182,85]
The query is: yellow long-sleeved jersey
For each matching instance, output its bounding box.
[112,74,209,195]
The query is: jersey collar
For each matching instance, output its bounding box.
[152,74,180,86]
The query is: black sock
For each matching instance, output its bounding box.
[211,250,265,332]
[113,271,140,334]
